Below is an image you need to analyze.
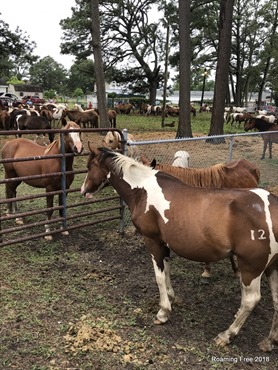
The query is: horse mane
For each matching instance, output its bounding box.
[156,164,226,187]
[155,162,259,188]
[44,140,58,154]
[98,147,154,179]
[114,154,154,176]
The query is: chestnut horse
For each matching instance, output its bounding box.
[81,146,278,351]
[244,117,278,159]
[142,157,260,278]
[102,130,139,159]
[2,121,83,240]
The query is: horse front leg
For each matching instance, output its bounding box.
[214,274,262,347]
[145,238,175,324]
[261,140,268,159]
[44,193,54,240]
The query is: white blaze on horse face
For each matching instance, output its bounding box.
[122,168,170,223]
[69,129,83,153]
[250,189,278,265]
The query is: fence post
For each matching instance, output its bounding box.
[228,136,235,161]
[60,132,67,230]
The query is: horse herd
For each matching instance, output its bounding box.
[0,103,117,137]
[1,107,278,351]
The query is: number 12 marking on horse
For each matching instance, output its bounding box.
[250,229,267,240]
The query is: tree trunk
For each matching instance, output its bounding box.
[208,0,234,141]
[90,0,109,128]
[176,0,192,138]
[257,1,278,109]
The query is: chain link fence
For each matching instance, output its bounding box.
[1,129,278,246]
[125,130,278,189]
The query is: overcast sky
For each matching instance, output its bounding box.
[1,0,77,70]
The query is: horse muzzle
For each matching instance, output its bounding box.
[74,143,84,154]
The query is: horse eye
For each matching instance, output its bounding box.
[109,140,113,144]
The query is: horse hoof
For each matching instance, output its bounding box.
[258,338,274,352]
[201,271,211,278]
[15,218,24,225]
[214,334,229,347]
[154,319,164,325]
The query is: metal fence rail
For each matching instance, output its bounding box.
[1,127,278,247]
[0,127,125,247]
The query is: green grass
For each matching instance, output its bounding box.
[108,110,243,136]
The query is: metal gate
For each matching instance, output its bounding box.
[0,127,126,247]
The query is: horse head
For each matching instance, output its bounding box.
[62,121,83,154]
[81,144,111,198]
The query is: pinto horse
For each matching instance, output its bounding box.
[16,114,55,143]
[81,146,278,351]
[141,157,260,278]
[244,117,278,159]
[2,121,83,240]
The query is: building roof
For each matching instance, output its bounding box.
[14,84,43,93]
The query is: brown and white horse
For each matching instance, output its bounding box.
[141,157,260,278]
[2,121,83,240]
[244,117,278,159]
[81,146,278,351]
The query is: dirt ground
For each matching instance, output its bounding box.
[1,130,278,369]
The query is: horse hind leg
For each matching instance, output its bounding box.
[214,274,262,347]
[269,142,273,159]
[5,179,23,224]
[201,255,239,279]
[258,261,278,352]
[44,193,55,240]
[201,262,211,278]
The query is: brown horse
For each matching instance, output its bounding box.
[2,121,83,240]
[244,117,278,159]
[93,108,117,128]
[114,103,134,114]
[141,157,260,278]
[144,158,260,189]
[62,109,99,128]
[81,146,278,351]
[102,130,139,158]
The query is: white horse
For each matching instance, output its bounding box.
[172,151,190,168]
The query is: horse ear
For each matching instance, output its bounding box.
[150,159,156,168]
[140,155,150,165]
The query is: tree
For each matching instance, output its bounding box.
[208,0,234,139]
[29,57,68,94]
[176,0,192,138]
[73,87,84,101]
[0,18,38,79]
[256,0,278,108]
[60,0,166,104]
[68,59,96,94]
[90,0,109,127]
